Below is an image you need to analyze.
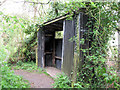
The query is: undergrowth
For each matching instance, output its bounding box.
[52,1,120,88]
[9,61,43,73]
[0,43,30,88]
[53,74,71,88]
[1,63,30,88]
[8,61,51,77]
[53,73,120,88]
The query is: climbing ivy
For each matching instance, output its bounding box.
[75,2,120,88]
[52,1,120,88]
[0,0,120,88]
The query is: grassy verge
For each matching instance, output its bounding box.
[8,61,43,73]
[8,61,52,77]
[1,63,30,88]
[9,61,57,81]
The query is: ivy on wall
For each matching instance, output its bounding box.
[51,1,120,88]
[0,0,120,88]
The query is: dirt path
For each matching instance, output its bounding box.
[14,70,54,88]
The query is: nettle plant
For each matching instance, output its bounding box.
[52,1,120,88]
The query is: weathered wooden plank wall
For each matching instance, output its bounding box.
[62,20,75,76]
[55,39,62,69]
[55,39,62,57]
[45,34,54,67]
[37,29,45,68]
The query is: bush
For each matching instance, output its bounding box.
[53,72,120,88]
[53,73,88,88]
[53,74,71,88]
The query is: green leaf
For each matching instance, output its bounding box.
[90,1,96,7]
[103,73,108,77]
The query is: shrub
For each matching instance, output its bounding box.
[53,72,120,88]
[53,74,71,88]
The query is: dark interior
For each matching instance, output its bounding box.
[44,32,63,69]
[55,39,62,69]
[45,34,54,67]
[44,20,63,69]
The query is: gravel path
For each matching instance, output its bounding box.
[14,70,54,88]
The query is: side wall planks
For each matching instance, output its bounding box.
[37,29,45,68]
[62,20,75,76]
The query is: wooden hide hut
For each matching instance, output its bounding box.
[37,12,89,76]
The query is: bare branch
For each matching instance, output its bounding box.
[14,0,51,5]
[0,0,7,6]
[24,0,51,4]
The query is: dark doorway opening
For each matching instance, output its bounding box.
[44,31,54,67]
[55,39,62,69]
[44,31,63,70]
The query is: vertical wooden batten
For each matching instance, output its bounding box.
[78,12,89,70]
[36,48,38,66]
[72,12,89,84]
[52,32,55,66]
[37,28,45,68]
[62,19,75,76]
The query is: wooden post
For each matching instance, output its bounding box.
[61,19,75,76]
[72,13,89,87]
[72,14,80,87]
[36,48,38,66]
[37,28,45,68]
[52,32,55,66]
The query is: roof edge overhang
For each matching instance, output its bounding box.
[37,8,86,31]
[43,13,69,26]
